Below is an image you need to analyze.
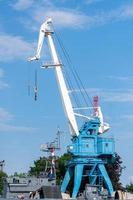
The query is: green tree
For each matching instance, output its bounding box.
[29,157,50,176]
[105,153,125,190]
[126,182,133,193]
[56,153,73,194]
[56,153,72,184]
[13,172,27,178]
[29,152,124,193]
[0,171,7,195]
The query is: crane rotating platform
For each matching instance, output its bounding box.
[28,18,115,198]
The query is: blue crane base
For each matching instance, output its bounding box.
[61,117,115,198]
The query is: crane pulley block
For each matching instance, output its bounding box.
[41,62,62,69]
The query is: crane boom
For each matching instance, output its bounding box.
[29,18,79,137]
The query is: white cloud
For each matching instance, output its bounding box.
[103,91,133,102]
[12,0,53,11]
[70,88,133,103]
[122,115,133,121]
[0,107,38,133]
[12,1,133,30]
[30,3,133,30]
[100,4,133,24]
[29,7,107,30]
[0,80,9,89]
[109,76,133,82]
[13,0,94,29]
[85,0,105,5]
[0,107,13,121]
[0,123,37,133]
[82,4,133,28]
[13,0,34,10]
[119,4,133,20]
[32,8,89,29]
[0,68,4,78]
[0,34,34,62]
[0,68,9,89]
[87,88,133,102]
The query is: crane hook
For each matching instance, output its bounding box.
[34,69,38,101]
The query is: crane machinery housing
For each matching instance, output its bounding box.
[29,18,115,199]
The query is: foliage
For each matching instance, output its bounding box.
[28,153,72,184]
[12,172,27,178]
[126,182,133,193]
[28,152,124,192]
[56,153,72,184]
[29,156,50,176]
[0,171,7,195]
[105,153,125,190]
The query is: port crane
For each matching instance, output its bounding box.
[29,18,115,198]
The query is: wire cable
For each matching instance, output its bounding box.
[52,25,93,116]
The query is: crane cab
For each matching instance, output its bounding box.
[68,118,115,159]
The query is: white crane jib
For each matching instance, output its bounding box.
[93,96,110,134]
[29,18,79,137]
[96,107,110,133]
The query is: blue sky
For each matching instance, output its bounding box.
[0,0,133,186]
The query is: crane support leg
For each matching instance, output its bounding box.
[98,163,114,196]
[61,167,73,193]
[72,164,84,198]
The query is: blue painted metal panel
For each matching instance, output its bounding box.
[72,164,84,198]
[98,164,114,196]
[97,137,115,155]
